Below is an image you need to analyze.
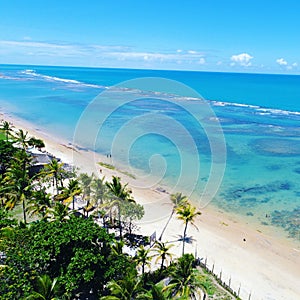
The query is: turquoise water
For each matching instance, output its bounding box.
[0,64,299,242]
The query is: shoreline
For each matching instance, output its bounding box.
[1,111,300,299]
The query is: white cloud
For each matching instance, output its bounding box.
[276,58,288,66]
[108,49,206,64]
[275,59,299,71]
[198,57,206,64]
[0,40,69,49]
[230,53,253,67]
[0,39,209,69]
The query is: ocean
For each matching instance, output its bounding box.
[0,64,299,243]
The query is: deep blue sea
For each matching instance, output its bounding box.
[0,64,299,242]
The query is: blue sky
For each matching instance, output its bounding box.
[0,0,299,73]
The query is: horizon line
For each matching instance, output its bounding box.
[1,62,300,77]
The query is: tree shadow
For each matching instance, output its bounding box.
[168,234,195,244]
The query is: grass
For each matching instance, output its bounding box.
[0,130,6,140]
[98,162,116,170]
[199,267,240,299]
[120,170,136,179]
[98,162,136,179]
[221,221,229,226]
[8,203,39,224]
[199,275,216,296]
[8,204,24,222]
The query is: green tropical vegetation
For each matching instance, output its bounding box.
[159,192,188,241]
[176,201,202,255]
[0,120,239,299]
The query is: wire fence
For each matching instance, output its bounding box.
[196,256,253,300]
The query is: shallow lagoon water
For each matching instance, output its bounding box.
[0,65,299,243]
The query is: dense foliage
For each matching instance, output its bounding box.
[0,216,133,299]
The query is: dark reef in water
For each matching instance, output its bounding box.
[222,181,293,206]
[265,164,282,171]
[271,208,300,240]
[294,167,300,174]
[225,144,246,165]
[249,138,300,157]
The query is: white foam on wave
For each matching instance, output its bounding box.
[211,100,259,109]
[20,69,104,89]
[257,107,300,117]
[7,70,300,117]
[211,99,300,117]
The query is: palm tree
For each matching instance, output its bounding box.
[164,254,207,300]
[135,245,151,276]
[43,158,65,194]
[176,201,201,255]
[3,150,33,223]
[45,202,74,222]
[138,283,167,300]
[78,173,93,201]
[0,120,14,141]
[26,188,52,219]
[111,240,125,255]
[101,268,144,300]
[26,274,61,300]
[89,177,109,220]
[55,179,81,210]
[105,176,135,240]
[13,129,30,150]
[106,176,133,202]
[158,192,188,241]
[91,176,108,206]
[78,173,94,216]
[0,138,17,176]
[152,241,174,272]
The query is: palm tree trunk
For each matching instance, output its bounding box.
[158,209,174,241]
[182,221,188,255]
[22,198,27,224]
[55,176,59,194]
[129,220,132,236]
[86,199,90,217]
[103,215,108,232]
[160,257,165,272]
[142,262,145,275]
[118,203,122,240]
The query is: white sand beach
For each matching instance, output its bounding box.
[2,112,300,300]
